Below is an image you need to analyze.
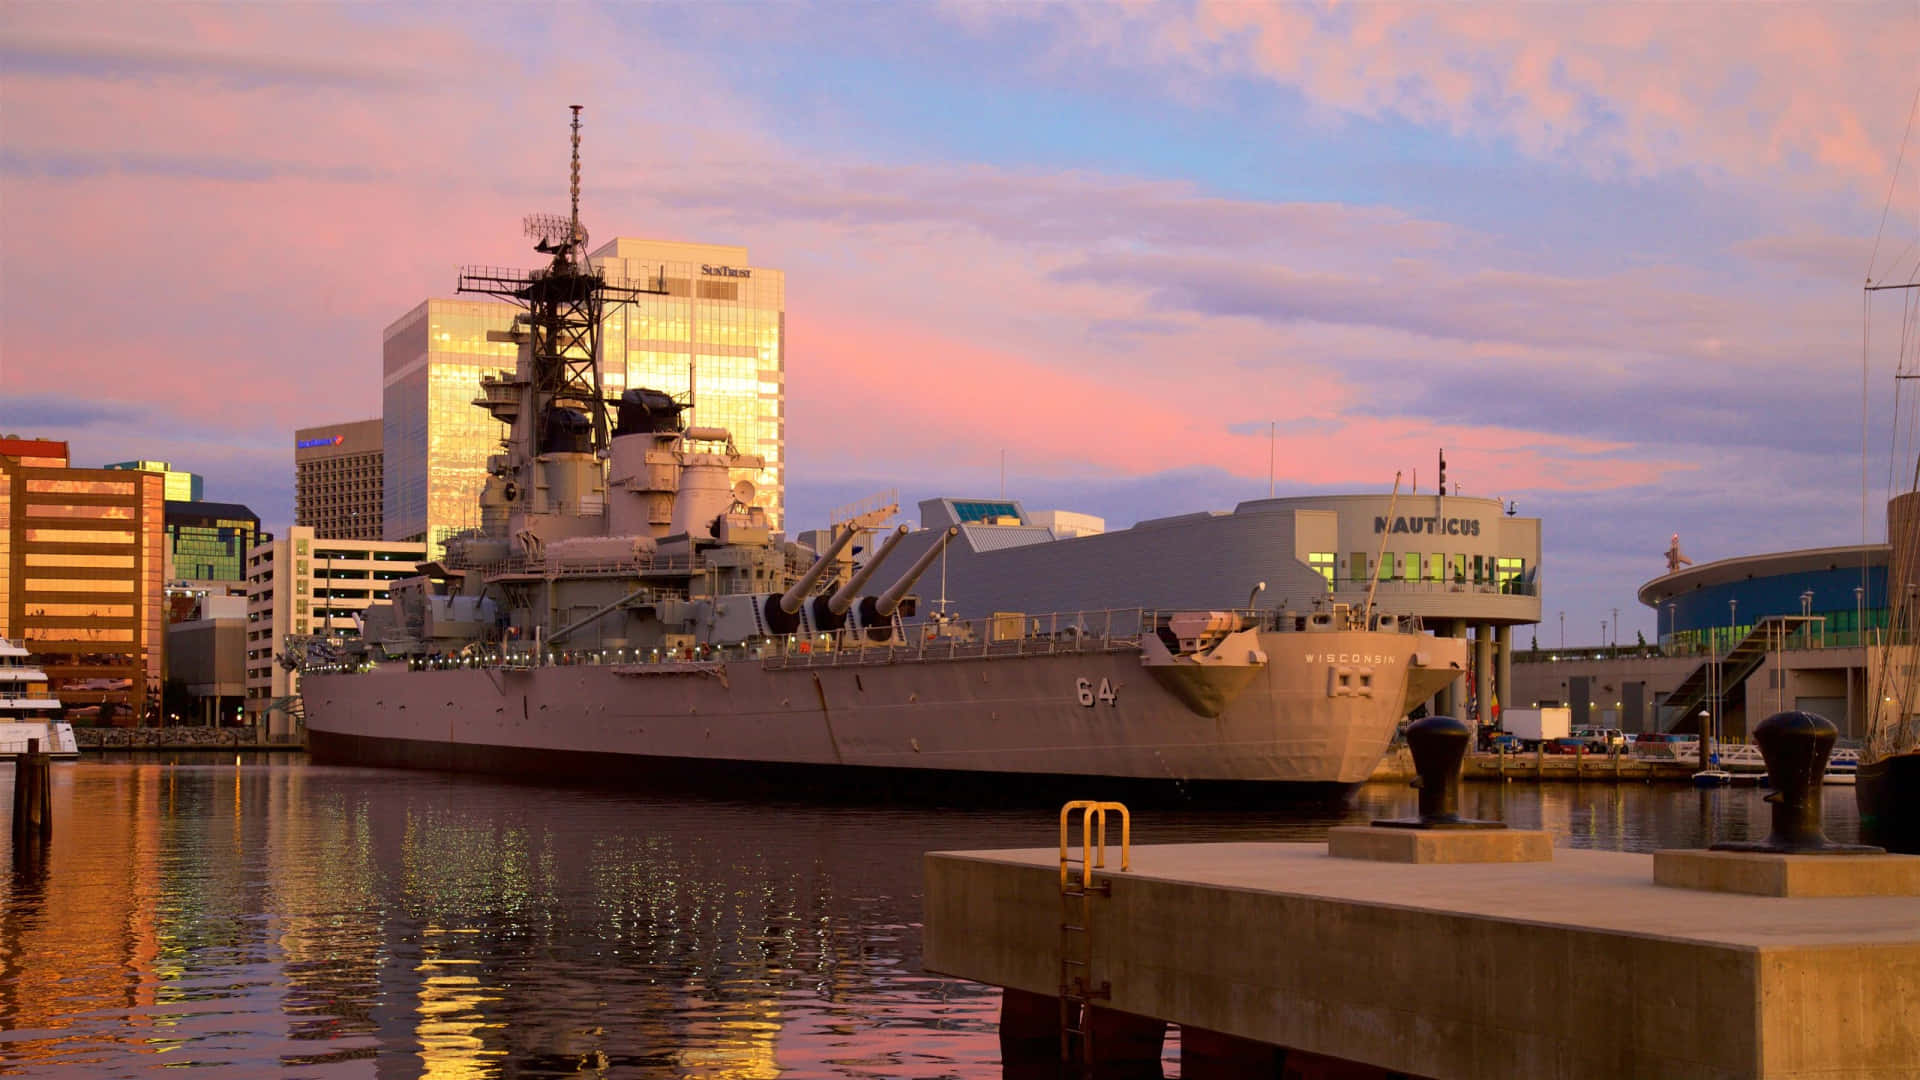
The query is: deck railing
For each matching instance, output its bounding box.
[301,603,1431,676]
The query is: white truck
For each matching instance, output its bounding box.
[1502,707,1571,747]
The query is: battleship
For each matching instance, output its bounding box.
[296,109,1467,801]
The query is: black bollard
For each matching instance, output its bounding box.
[1713,711,1882,854]
[1374,715,1506,830]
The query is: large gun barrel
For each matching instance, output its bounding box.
[828,525,908,616]
[873,527,959,617]
[778,526,860,615]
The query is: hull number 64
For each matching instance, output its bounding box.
[1076,677,1117,707]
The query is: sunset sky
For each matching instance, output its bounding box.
[2,2,1917,642]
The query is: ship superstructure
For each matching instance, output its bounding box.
[297,109,1466,800]
[1,638,77,759]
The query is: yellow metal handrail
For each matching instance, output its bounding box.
[1059,800,1131,889]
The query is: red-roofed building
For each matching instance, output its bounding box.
[0,438,69,468]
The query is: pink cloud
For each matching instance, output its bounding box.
[1016,1,1918,210]
[0,0,1869,536]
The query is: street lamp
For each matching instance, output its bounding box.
[1666,602,1677,653]
[1855,585,1865,646]
[1559,611,1565,649]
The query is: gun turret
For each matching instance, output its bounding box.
[867,527,959,622]
[811,525,909,631]
[827,526,909,617]
[763,526,860,635]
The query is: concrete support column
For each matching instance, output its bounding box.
[1182,1027,1284,1076]
[1446,618,1469,721]
[1495,624,1513,723]
[997,988,1058,1064]
[1084,1007,1167,1065]
[1474,625,1494,731]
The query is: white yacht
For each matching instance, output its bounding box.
[0,638,77,759]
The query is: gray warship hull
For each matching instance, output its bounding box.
[303,627,1461,801]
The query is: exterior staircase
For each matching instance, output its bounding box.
[1661,615,1824,733]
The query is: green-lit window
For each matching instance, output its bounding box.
[1349,552,1368,582]
[1497,556,1525,592]
[1308,552,1334,591]
[1403,553,1420,581]
[1427,553,1444,582]
[1450,554,1466,583]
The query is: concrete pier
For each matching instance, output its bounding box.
[924,841,1920,1078]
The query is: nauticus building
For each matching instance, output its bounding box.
[890,491,1541,728]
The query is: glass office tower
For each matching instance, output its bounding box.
[590,238,786,530]
[382,241,785,554]
[105,461,203,503]
[381,299,518,557]
[164,501,261,583]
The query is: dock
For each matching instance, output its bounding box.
[1464,750,1698,782]
[1369,748,1713,783]
[924,839,1920,1077]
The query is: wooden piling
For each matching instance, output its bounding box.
[10,736,52,847]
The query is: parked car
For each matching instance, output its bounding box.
[1487,734,1525,753]
[1571,726,1626,753]
[1543,737,1588,755]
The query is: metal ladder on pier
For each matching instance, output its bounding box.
[1058,800,1130,1066]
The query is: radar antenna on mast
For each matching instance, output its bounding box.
[458,107,665,454]
[524,107,590,262]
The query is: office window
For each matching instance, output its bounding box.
[1307,552,1334,590]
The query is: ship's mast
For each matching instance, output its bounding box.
[457,106,664,456]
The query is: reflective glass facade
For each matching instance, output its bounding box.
[382,300,517,558]
[382,242,786,553]
[164,500,261,583]
[591,239,786,530]
[0,454,166,724]
[104,460,202,502]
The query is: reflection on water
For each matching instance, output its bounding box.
[0,759,1864,1078]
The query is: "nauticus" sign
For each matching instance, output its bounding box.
[1374,515,1481,536]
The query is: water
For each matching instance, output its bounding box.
[0,757,1864,1078]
